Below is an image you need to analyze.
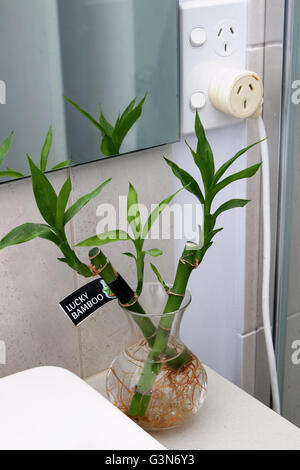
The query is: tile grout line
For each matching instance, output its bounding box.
[248,41,283,50]
[286,311,300,321]
[239,325,273,340]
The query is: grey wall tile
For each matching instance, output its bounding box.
[240,330,257,395]
[247,46,265,77]
[244,47,265,335]
[255,327,272,406]
[244,43,283,407]
[265,0,285,43]
[245,44,283,336]
[240,327,271,407]
[248,0,266,46]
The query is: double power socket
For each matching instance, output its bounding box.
[180,0,263,135]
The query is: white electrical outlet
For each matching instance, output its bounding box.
[180,0,248,135]
[214,20,239,57]
[209,69,264,118]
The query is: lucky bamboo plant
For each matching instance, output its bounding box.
[65,95,146,157]
[0,127,184,367]
[77,111,263,418]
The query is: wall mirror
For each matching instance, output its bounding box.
[0,0,179,183]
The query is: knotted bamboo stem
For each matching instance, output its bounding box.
[128,242,199,417]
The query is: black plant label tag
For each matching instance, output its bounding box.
[59,279,117,326]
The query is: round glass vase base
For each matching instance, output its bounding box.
[106,340,208,431]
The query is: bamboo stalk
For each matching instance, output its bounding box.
[89,248,157,344]
[128,242,199,417]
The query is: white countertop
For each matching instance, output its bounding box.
[87,366,300,451]
[0,367,164,451]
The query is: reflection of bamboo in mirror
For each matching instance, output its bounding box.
[0,127,71,180]
[0,131,23,179]
[65,95,147,157]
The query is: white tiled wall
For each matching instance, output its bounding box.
[241,0,285,404]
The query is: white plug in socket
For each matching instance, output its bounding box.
[180,0,248,134]
[209,68,264,119]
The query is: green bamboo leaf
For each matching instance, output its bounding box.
[145,248,163,257]
[39,229,60,246]
[76,230,131,247]
[150,264,168,292]
[101,135,117,157]
[0,131,13,166]
[0,223,54,250]
[206,228,224,244]
[115,112,121,130]
[0,169,24,178]
[119,97,137,127]
[114,98,137,136]
[58,257,92,278]
[40,126,53,172]
[195,110,215,180]
[119,97,137,126]
[64,178,111,225]
[56,177,72,230]
[99,112,114,138]
[6,167,25,176]
[113,95,146,151]
[185,141,212,195]
[27,155,58,227]
[208,163,262,203]
[65,96,105,134]
[127,183,141,238]
[123,252,137,261]
[164,157,204,204]
[141,188,182,240]
[51,160,71,170]
[213,140,264,184]
[214,199,250,219]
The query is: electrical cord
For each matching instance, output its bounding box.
[257,116,281,414]
[203,62,280,412]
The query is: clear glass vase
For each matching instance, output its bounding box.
[106,283,208,431]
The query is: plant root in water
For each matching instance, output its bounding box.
[106,340,207,430]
